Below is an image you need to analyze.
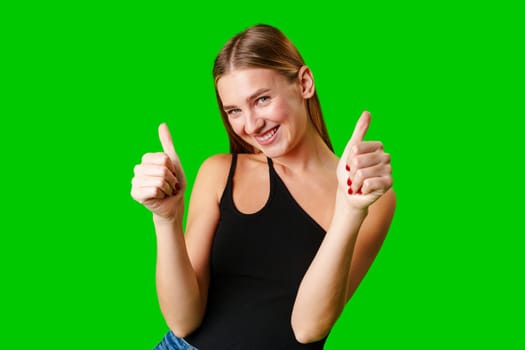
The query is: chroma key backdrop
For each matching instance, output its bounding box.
[1,1,523,348]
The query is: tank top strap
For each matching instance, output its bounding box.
[267,156,276,176]
[219,153,238,207]
[227,153,238,184]
[266,156,273,169]
[266,156,277,188]
[266,156,279,202]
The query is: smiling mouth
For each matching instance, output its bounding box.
[255,126,279,143]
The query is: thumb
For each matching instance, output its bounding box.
[349,110,371,144]
[158,123,186,184]
[158,123,178,161]
[342,111,371,159]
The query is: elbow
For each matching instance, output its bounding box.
[161,295,206,338]
[291,319,331,344]
[167,319,199,339]
[165,308,205,338]
[169,327,191,339]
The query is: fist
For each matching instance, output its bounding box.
[131,123,186,219]
[336,111,393,209]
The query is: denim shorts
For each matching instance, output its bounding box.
[153,330,199,350]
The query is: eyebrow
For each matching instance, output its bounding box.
[222,88,271,110]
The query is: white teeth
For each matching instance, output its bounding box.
[256,127,277,141]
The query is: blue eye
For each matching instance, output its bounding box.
[256,96,270,104]
[227,108,241,117]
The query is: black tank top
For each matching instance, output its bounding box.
[185,154,328,349]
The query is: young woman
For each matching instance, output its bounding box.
[131,24,396,350]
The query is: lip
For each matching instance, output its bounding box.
[254,126,279,145]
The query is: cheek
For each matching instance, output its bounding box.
[268,102,290,123]
[229,118,244,136]
[272,99,304,128]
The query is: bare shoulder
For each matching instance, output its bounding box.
[355,188,396,255]
[198,153,232,171]
[363,188,397,243]
[370,188,396,219]
[193,153,233,201]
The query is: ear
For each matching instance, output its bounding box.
[297,65,315,99]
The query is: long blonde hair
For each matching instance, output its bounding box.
[213,24,333,154]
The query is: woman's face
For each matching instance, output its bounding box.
[216,67,313,157]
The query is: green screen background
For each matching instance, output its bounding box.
[1,1,523,348]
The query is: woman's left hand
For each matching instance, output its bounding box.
[336,111,393,210]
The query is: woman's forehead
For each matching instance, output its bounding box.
[217,68,288,102]
[218,68,281,87]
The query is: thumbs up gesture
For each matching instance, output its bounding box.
[131,123,187,220]
[336,111,392,210]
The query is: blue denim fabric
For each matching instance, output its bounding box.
[153,331,199,350]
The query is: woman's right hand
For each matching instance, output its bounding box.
[131,123,186,221]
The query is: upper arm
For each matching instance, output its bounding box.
[184,154,231,308]
[346,188,396,300]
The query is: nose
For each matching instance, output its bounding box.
[244,111,264,135]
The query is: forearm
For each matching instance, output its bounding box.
[291,201,367,342]
[154,214,204,337]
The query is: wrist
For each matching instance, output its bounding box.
[153,213,182,227]
[333,190,368,223]
[334,204,368,221]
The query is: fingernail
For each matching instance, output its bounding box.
[357,188,362,195]
[348,188,353,195]
[345,164,350,171]
[347,178,352,186]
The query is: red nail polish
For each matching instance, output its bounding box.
[357,188,362,195]
[345,164,350,171]
[348,188,353,195]
[347,178,352,186]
